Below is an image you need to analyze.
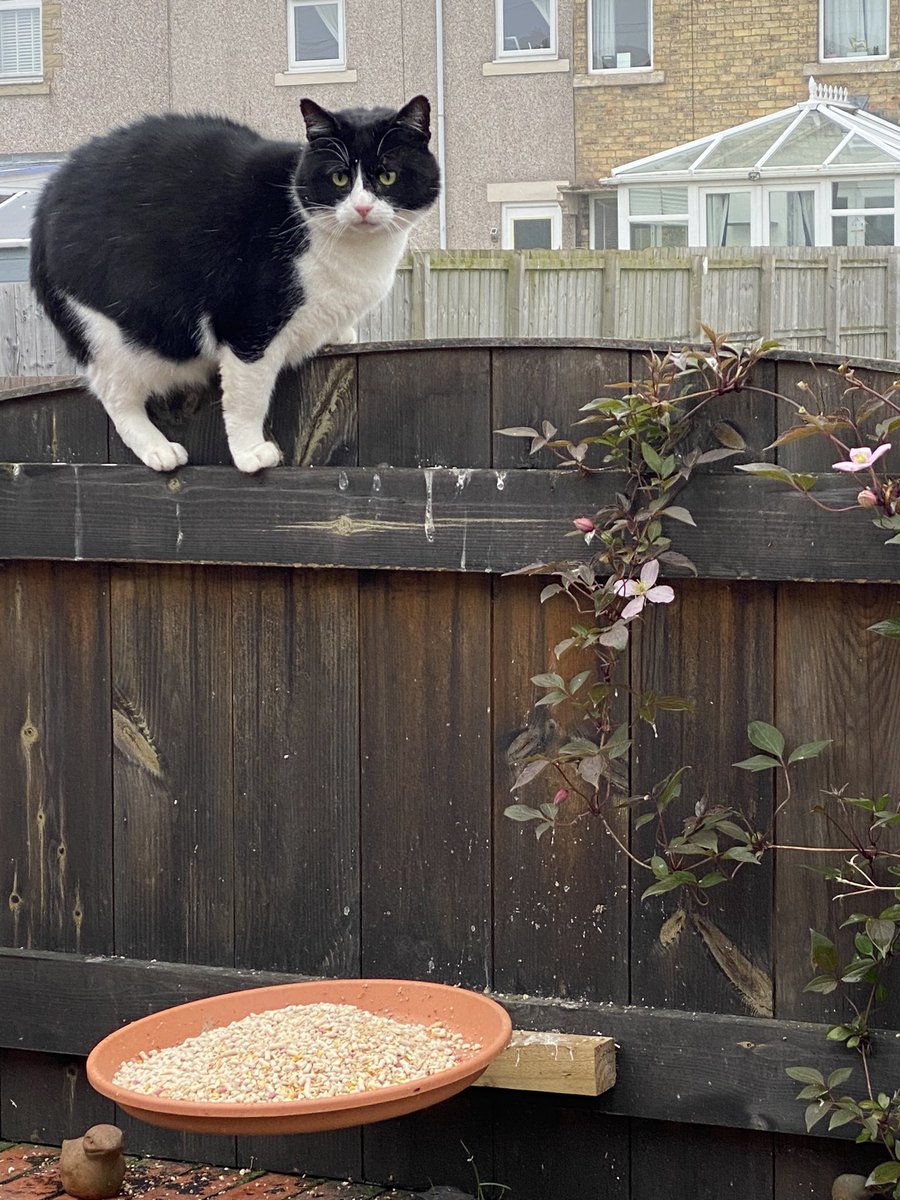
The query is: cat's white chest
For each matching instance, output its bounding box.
[281,227,406,360]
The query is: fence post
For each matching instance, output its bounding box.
[825,251,842,353]
[758,253,774,340]
[505,252,525,337]
[887,252,900,360]
[600,253,619,338]
[410,251,430,340]
[689,254,705,337]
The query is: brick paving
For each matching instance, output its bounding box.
[0,1145,419,1200]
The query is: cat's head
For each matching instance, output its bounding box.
[295,96,440,236]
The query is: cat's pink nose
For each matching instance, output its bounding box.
[354,201,373,218]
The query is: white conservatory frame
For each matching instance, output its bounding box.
[592,79,900,249]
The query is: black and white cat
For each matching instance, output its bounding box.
[30,97,439,472]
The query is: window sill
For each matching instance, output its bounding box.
[275,68,358,86]
[574,69,664,87]
[804,58,900,75]
[482,57,570,76]
[0,80,49,95]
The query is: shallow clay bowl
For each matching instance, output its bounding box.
[86,978,512,1135]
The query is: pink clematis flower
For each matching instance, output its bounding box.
[573,515,596,543]
[613,560,675,621]
[857,488,879,508]
[832,444,891,472]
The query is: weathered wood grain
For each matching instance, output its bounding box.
[774,581,900,1027]
[629,1120,773,1200]
[0,561,112,954]
[0,1051,113,1145]
[491,578,629,1003]
[231,566,363,1182]
[630,580,776,1017]
[6,949,900,1140]
[1,465,899,580]
[473,1031,615,1095]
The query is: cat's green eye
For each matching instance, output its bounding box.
[331,170,350,187]
[378,169,397,187]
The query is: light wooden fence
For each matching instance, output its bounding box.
[2,246,899,376]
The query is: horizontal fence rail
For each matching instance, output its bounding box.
[2,247,899,376]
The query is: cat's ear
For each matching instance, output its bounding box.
[300,99,338,141]
[395,96,431,140]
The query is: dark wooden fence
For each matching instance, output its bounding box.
[1,341,900,1200]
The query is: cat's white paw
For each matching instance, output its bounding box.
[232,441,282,473]
[143,442,189,472]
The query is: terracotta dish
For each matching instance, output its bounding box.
[86,978,512,1135]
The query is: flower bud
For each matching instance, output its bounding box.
[857,488,879,508]
[573,516,595,533]
[552,788,569,806]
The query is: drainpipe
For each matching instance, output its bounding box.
[434,0,448,249]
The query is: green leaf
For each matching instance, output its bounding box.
[867,1163,900,1187]
[510,760,549,790]
[650,855,669,878]
[532,672,565,689]
[568,670,591,695]
[504,804,543,822]
[786,1067,826,1086]
[698,871,727,889]
[713,421,746,450]
[870,618,900,639]
[495,426,539,438]
[660,506,696,526]
[827,1067,854,1089]
[747,721,785,757]
[788,740,832,764]
[641,875,684,900]
[634,812,656,831]
[722,846,762,863]
[828,1108,859,1131]
[841,957,877,984]
[826,1025,853,1042]
[733,754,782,772]
[810,929,838,974]
[540,584,563,603]
[805,1102,829,1132]
[534,821,553,840]
[867,918,896,954]
[641,441,664,475]
[735,463,798,484]
[804,975,839,995]
[598,621,629,651]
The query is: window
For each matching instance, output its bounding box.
[705,191,753,247]
[831,179,895,245]
[287,0,344,71]
[591,192,618,248]
[0,0,42,81]
[821,0,888,59]
[768,190,816,246]
[627,186,687,248]
[502,202,562,249]
[497,0,556,57]
[589,0,651,71]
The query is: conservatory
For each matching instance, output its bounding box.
[590,79,900,250]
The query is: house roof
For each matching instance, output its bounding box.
[609,78,900,184]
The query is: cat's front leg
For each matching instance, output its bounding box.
[218,348,283,473]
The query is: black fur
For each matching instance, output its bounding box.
[30,98,440,365]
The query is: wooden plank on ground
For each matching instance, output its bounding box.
[1,465,898,581]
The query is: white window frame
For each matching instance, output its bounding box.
[495,0,557,60]
[589,190,620,249]
[699,186,761,247]
[819,0,890,62]
[828,177,898,246]
[762,185,818,248]
[588,0,653,74]
[501,201,562,249]
[620,185,689,248]
[287,0,345,72]
[0,0,43,83]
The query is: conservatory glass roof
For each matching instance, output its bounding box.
[611,79,900,181]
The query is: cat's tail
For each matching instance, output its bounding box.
[29,197,91,365]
